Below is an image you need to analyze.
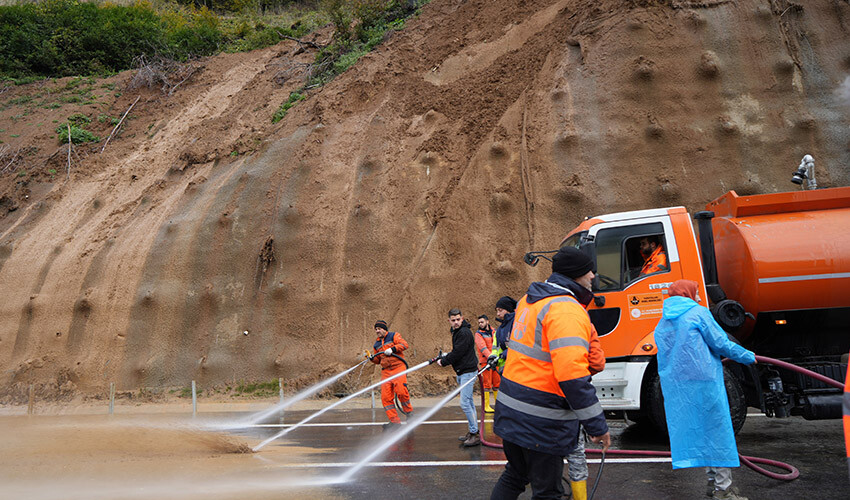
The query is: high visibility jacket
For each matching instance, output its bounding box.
[640,245,668,275]
[588,325,605,375]
[494,273,608,456]
[371,332,408,371]
[844,351,849,480]
[475,327,495,365]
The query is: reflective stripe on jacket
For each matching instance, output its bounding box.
[494,281,608,456]
[372,331,408,371]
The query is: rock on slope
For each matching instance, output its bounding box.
[2,0,849,398]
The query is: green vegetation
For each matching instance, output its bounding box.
[235,379,279,397]
[271,90,304,123]
[0,0,222,78]
[310,0,423,86]
[55,113,99,144]
[270,0,426,122]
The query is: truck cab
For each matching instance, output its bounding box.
[560,207,707,425]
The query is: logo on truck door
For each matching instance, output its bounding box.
[627,292,664,319]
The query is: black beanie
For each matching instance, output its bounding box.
[374,320,388,331]
[495,296,517,312]
[552,247,594,279]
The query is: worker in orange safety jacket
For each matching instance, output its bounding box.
[369,320,412,431]
[475,314,500,413]
[639,235,668,276]
[491,247,610,500]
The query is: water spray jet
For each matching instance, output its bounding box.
[253,360,432,451]
[335,365,489,482]
[226,359,368,429]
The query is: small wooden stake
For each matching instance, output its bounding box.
[27,383,34,415]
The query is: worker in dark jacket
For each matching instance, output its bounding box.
[491,296,517,373]
[491,248,610,500]
[436,308,481,447]
[494,296,517,352]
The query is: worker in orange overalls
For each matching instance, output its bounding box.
[368,320,412,431]
[639,235,668,275]
[475,314,500,413]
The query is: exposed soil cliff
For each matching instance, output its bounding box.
[1,0,849,400]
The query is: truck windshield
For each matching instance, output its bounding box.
[560,232,585,250]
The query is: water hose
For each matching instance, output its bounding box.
[476,354,848,483]
[589,450,605,500]
[477,372,502,449]
[752,354,844,390]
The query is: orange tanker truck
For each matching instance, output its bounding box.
[528,173,850,432]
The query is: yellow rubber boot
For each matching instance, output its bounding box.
[570,480,587,500]
[484,392,495,413]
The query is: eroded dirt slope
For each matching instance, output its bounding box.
[1,0,849,399]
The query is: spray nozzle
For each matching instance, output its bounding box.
[429,349,444,365]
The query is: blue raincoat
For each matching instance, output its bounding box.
[655,296,755,469]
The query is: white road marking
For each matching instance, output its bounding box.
[248,419,494,428]
[270,458,672,468]
[246,413,766,428]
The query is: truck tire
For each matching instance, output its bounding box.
[644,367,748,435]
[724,367,747,435]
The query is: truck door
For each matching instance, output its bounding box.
[584,218,681,358]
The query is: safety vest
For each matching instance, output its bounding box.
[505,294,592,396]
[494,292,607,455]
[640,245,668,275]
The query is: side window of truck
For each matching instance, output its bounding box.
[593,222,667,291]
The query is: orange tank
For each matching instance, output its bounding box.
[705,187,850,341]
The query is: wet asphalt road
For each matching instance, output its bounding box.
[225,405,848,500]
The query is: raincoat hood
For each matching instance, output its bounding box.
[526,272,594,307]
[661,295,699,320]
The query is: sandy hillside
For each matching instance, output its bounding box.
[1,0,849,400]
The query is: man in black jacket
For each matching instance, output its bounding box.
[437,308,481,447]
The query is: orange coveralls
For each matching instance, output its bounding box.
[640,245,668,275]
[371,331,412,424]
[474,327,501,390]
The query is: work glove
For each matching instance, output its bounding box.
[364,351,372,360]
[383,348,393,356]
[486,354,499,370]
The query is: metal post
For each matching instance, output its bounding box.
[279,378,284,404]
[109,382,115,415]
[191,380,197,416]
[27,384,34,415]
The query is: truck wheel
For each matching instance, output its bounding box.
[724,367,747,435]
[645,371,668,435]
[644,368,747,435]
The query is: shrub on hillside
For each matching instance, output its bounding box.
[0,0,223,78]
